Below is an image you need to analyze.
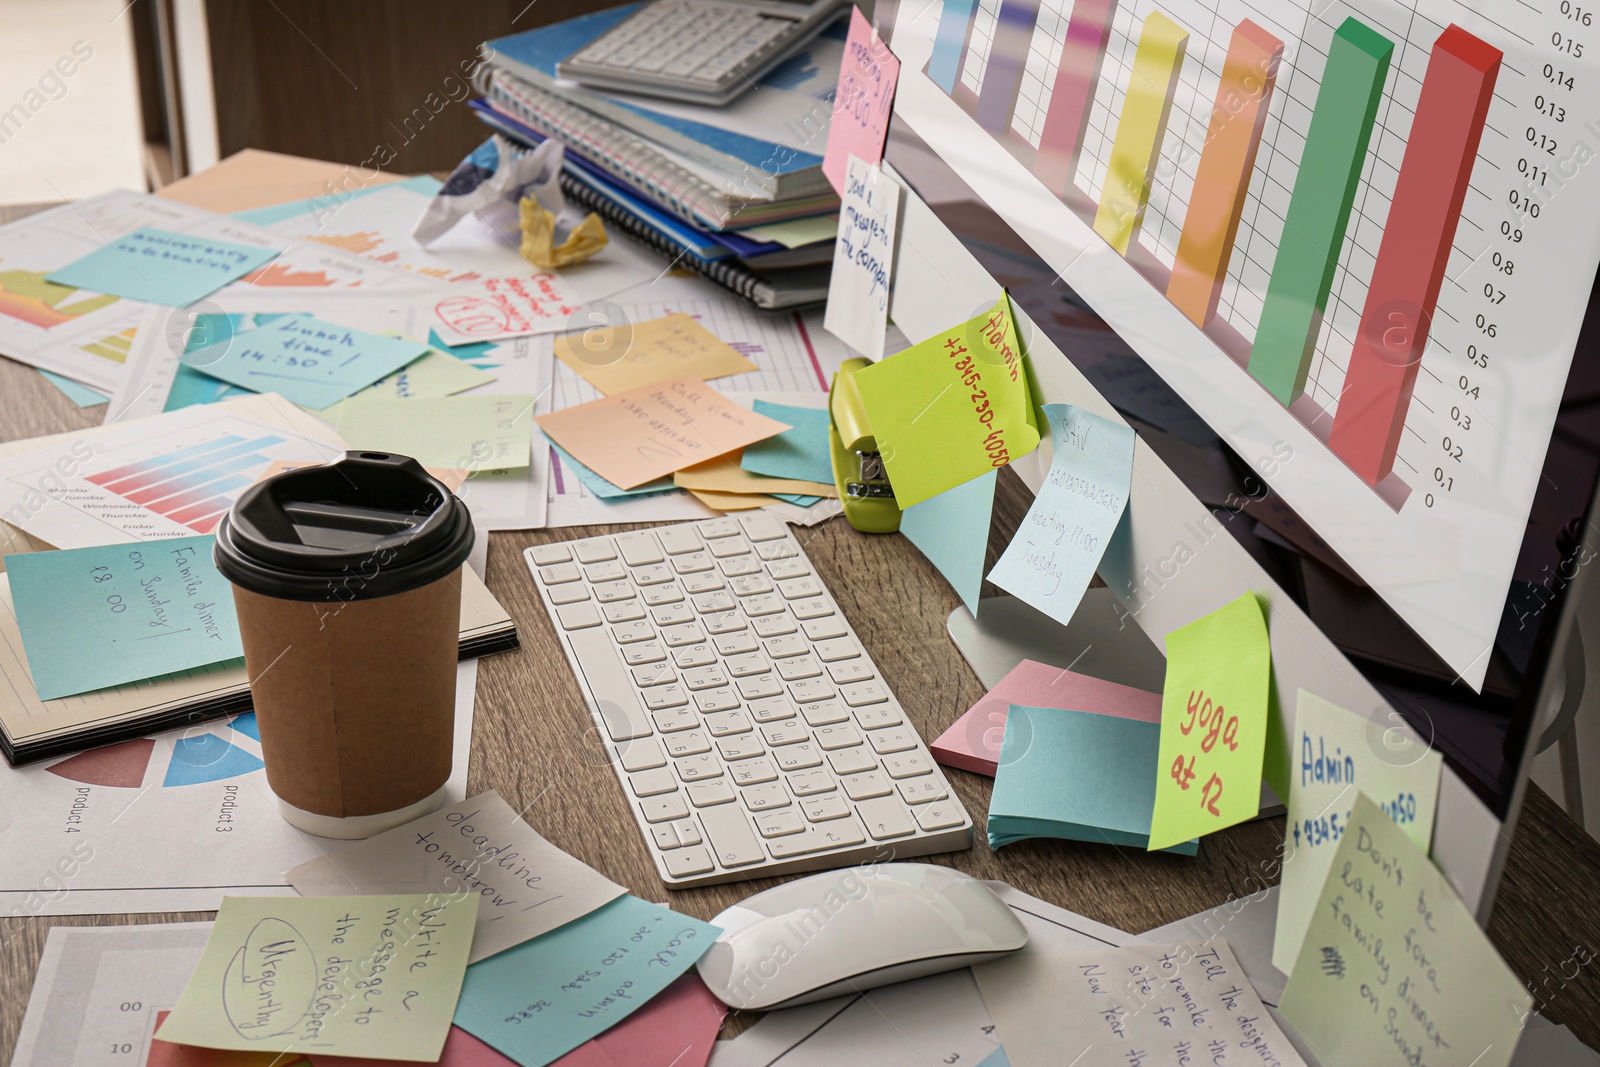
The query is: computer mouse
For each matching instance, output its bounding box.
[696,863,1028,1010]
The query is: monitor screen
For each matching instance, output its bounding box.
[878,0,1600,818]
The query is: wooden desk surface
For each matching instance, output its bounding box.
[0,226,1598,1060]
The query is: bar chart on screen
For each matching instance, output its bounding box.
[895,0,1600,688]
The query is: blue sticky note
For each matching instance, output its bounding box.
[7,536,243,701]
[47,227,279,307]
[547,440,677,499]
[901,469,996,614]
[454,894,719,1067]
[987,404,1134,627]
[772,493,823,506]
[185,315,429,409]
[37,370,109,407]
[988,705,1197,855]
[740,400,833,484]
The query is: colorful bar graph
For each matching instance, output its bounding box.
[139,474,250,517]
[98,436,286,497]
[929,0,980,94]
[86,435,285,534]
[1166,19,1283,327]
[1247,18,1393,406]
[86,435,246,487]
[1330,26,1502,486]
[1032,0,1119,195]
[170,499,233,531]
[1092,12,1188,255]
[974,0,1042,133]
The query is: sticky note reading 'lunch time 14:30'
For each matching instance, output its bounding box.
[188,315,431,410]
[1279,793,1532,1067]
[155,893,478,1062]
[851,295,1039,509]
[1147,591,1271,852]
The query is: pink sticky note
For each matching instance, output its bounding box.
[932,660,1162,776]
[309,1026,515,1067]
[822,7,901,194]
[551,975,727,1067]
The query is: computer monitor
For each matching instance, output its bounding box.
[874,0,1600,919]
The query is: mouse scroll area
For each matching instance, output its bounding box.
[696,863,1028,1010]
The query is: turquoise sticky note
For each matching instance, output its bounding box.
[186,315,428,409]
[987,705,1197,855]
[47,227,279,307]
[7,536,243,700]
[453,894,719,1067]
[987,404,1134,627]
[772,493,824,506]
[901,469,996,614]
[740,400,833,484]
[37,370,109,407]
[548,440,677,499]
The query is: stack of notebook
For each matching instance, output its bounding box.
[471,4,842,309]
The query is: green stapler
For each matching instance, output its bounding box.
[829,357,901,533]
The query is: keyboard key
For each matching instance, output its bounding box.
[651,603,695,627]
[883,752,933,779]
[641,583,684,606]
[629,768,678,797]
[747,697,796,723]
[814,637,859,662]
[675,754,722,782]
[753,614,797,637]
[743,593,785,616]
[777,656,823,681]
[858,797,915,839]
[640,793,689,823]
[791,598,833,620]
[642,684,689,710]
[703,709,752,736]
[827,661,875,684]
[621,641,665,665]
[774,743,822,771]
[612,621,655,644]
[585,560,626,583]
[801,618,850,645]
[681,665,730,691]
[800,699,849,726]
[915,802,967,832]
[801,794,851,822]
[815,723,863,750]
[663,845,714,878]
[675,819,702,846]
[703,611,746,635]
[730,756,778,785]
[574,537,617,564]
[663,729,710,757]
[653,706,699,733]
[547,583,591,606]
[756,810,805,837]
[687,778,736,807]
[756,540,799,560]
[717,733,765,761]
[683,571,726,594]
[708,536,750,558]
[719,555,764,577]
[843,680,890,705]
[766,816,866,859]
[855,705,903,729]
[735,675,783,701]
[778,576,824,600]
[602,600,646,623]
[788,679,836,703]
[652,823,680,850]
[868,727,917,754]
[731,574,773,596]
[616,737,666,772]
[672,551,714,574]
[617,531,663,566]
[767,558,810,580]
[556,602,601,630]
[714,631,759,656]
[761,722,809,747]
[738,512,787,541]
[694,688,741,714]
[725,653,770,678]
[672,643,716,669]
[692,591,737,614]
[899,779,949,804]
[842,771,893,799]
[566,627,653,740]
[786,768,834,796]
[827,747,878,776]
[538,561,580,584]
[530,544,571,566]
[699,804,764,867]
[763,634,808,659]
[658,524,703,555]
[662,622,708,647]
[633,564,674,586]
[741,782,789,811]
[631,663,676,688]
[700,517,740,539]
[592,581,634,606]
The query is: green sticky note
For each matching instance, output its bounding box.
[319,349,496,422]
[1273,690,1443,975]
[1280,793,1532,1067]
[1148,591,1271,851]
[901,469,996,615]
[155,893,478,1062]
[740,401,833,484]
[47,226,279,307]
[7,536,242,700]
[188,315,430,410]
[38,370,110,407]
[336,394,536,471]
[852,295,1040,508]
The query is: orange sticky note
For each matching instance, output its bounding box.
[536,376,790,490]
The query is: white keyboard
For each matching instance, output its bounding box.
[556,0,849,107]
[526,513,973,887]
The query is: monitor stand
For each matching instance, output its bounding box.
[947,588,1167,693]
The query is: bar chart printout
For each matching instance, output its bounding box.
[85,434,287,534]
[1032,0,1119,194]
[1329,26,1504,487]
[1091,12,1188,255]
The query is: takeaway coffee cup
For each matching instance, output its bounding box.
[213,452,474,838]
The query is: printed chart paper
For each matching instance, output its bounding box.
[48,227,280,307]
[823,156,899,360]
[8,536,242,700]
[156,894,477,1061]
[286,791,626,964]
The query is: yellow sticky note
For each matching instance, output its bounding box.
[687,488,774,511]
[555,313,758,396]
[154,893,477,1062]
[673,450,837,497]
[1148,591,1270,851]
[851,295,1039,507]
[535,376,790,490]
[1280,793,1532,1067]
